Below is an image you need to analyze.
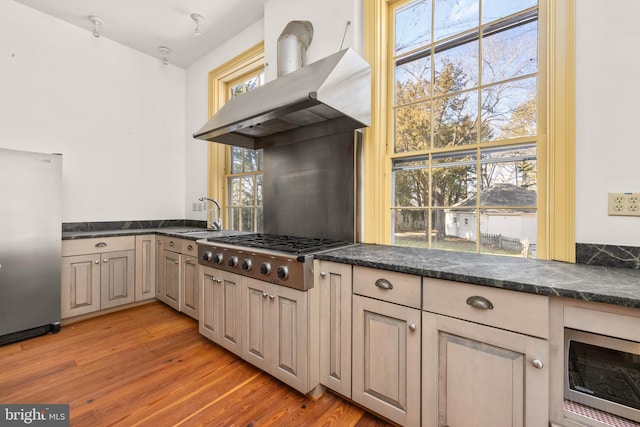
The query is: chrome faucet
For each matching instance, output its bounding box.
[199,197,222,231]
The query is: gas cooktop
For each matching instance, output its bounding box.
[205,233,352,256]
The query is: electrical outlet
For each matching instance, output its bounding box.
[608,192,640,216]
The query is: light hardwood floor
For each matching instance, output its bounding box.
[0,301,392,427]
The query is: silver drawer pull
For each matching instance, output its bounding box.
[408,323,417,331]
[466,295,494,310]
[188,244,194,251]
[532,359,544,369]
[95,242,107,248]
[375,278,393,290]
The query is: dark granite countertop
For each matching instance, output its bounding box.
[315,244,640,309]
[62,227,244,241]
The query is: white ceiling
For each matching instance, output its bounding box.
[13,0,269,68]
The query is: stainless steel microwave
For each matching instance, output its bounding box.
[565,328,640,423]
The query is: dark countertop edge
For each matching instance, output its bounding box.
[315,252,640,309]
[62,228,244,241]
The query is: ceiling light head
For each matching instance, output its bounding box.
[88,15,103,38]
[158,46,171,65]
[191,13,205,37]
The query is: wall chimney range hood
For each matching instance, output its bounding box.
[192,47,371,149]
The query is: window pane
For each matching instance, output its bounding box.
[479,145,537,200]
[229,177,241,205]
[395,55,431,105]
[434,41,479,93]
[481,77,536,141]
[244,149,258,172]
[230,146,243,173]
[241,207,254,231]
[443,208,477,249]
[479,208,537,257]
[245,76,259,92]
[434,0,479,42]
[482,0,537,24]
[433,90,478,148]
[392,208,427,247]
[256,174,263,206]
[395,0,431,55]
[395,102,431,152]
[256,207,263,233]
[431,150,476,207]
[482,21,537,85]
[228,207,240,230]
[241,176,254,206]
[393,163,429,207]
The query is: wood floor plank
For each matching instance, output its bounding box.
[0,302,394,427]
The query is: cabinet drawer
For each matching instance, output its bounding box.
[423,278,549,338]
[62,236,135,257]
[181,239,198,257]
[163,236,183,252]
[353,266,421,309]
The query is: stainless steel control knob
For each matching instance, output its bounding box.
[242,259,252,271]
[228,256,238,267]
[260,262,271,275]
[277,266,289,279]
[202,251,213,261]
[213,253,223,264]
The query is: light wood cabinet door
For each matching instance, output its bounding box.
[135,235,156,301]
[61,254,101,318]
[422,312,549,427]
[241,278,309,393]
[352,295,421,427]
[159,249,181,310]
[100,249,135,309]
[199,267,242,355]
[318,261,352,398]
[180,255,199,319]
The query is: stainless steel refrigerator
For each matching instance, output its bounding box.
[0,148,62,345]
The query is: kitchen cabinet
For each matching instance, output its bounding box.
[134,235,156,302]
[61,237,135,318]
[199,266,242,355]
[156,237,199,319]
[241,277,310,393]
[351,266,422,427]
[422,278,549,427]
[180,241,199,319]
[317,260,352,398]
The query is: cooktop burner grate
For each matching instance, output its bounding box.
[205,233,352,255]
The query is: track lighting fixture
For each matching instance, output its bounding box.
[158,46,171,65]
[191,13,205,37]
[88,15,103,38]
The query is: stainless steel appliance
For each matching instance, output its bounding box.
[565,328,640,422]
[0,148,62,346]
[198,234,352,291]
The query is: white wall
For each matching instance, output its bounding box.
[575,1,640,246]
[0,1,185,223]
[184,20,264,221]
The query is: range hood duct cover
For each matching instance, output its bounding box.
[277,21,313,77]
[192,47,371,149]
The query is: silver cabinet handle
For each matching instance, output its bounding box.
[95,242,107,248]
[408,323,417,331]
[103,259,108,263]
[269,294,275,300]
[375,278,393,290]
[466,295,494,310]
[320,272,326,277]
[95,260,100,264]
[532,359,544,369]
[174,260,179,264]
[186,258,191,262]
[262,291,268,298]
[169,241,175,247]
[187,244,194,251]
[158,240,162,244]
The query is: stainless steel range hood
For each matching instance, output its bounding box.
[192,47,371,149]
